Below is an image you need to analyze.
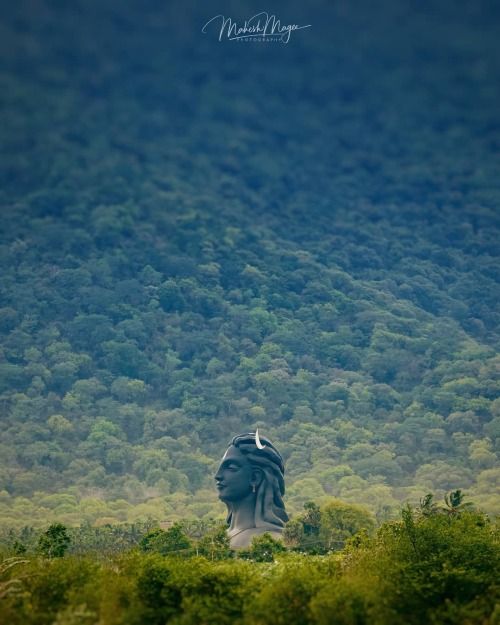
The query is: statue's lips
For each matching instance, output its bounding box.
[216,484,232,498]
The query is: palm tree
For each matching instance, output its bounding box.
[418,493,438,517]
[442,489,473,516]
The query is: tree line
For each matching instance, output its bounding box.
[0,493,498,625]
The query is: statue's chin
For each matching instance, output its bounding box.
[217,489,250,503]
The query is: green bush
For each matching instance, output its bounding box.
[139,524,191,556]
[37,524,71,558]
[0,501,498,625]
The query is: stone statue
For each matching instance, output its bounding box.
[214,430,288,549]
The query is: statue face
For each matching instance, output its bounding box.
[214,445,253,502]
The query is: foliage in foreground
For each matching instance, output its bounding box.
[0,497,377,560]
[0,503,498,625]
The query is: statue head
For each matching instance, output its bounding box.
[215,431,288,530]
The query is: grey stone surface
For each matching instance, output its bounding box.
[215,431,288,549]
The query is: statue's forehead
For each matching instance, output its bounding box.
[222,445,247,463]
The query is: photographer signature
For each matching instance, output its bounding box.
[202,12,311,44]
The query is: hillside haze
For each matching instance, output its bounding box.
[0,0,499,525]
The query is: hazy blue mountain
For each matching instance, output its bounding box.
[0,0,498,525]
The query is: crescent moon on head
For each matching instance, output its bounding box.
[255,428,266,450]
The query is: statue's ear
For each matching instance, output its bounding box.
[251,467,264,488]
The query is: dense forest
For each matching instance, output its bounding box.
[0,0,499,530]
[1,496,499,625]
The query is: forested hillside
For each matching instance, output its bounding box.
[0,0,499,525]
